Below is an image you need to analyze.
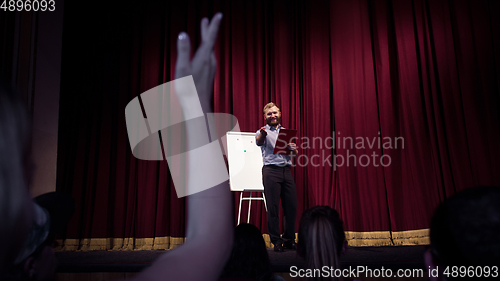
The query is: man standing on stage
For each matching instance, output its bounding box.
[256,102,298,252]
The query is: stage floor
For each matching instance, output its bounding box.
[56,245,428,273]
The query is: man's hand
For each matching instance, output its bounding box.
[256,126,267,145]
[260,126,267,136]
[287,143,298,156]
[175,13,223,113]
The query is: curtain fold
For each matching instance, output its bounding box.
[48,0,500,249]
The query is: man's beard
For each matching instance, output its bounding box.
[266,116,281,126]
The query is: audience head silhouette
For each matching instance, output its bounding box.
[426,186,500,280]
[221,223,275,281]
[0,85,34,277]
[298,206,346,280]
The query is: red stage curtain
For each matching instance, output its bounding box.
[52,0,500,248]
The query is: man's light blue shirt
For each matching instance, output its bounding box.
[256,124,292,166]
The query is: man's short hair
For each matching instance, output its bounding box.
[430,186,500,267]
[263,102,280,114]
[5,192,75,280]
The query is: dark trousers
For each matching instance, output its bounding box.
[262,165,297,246]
